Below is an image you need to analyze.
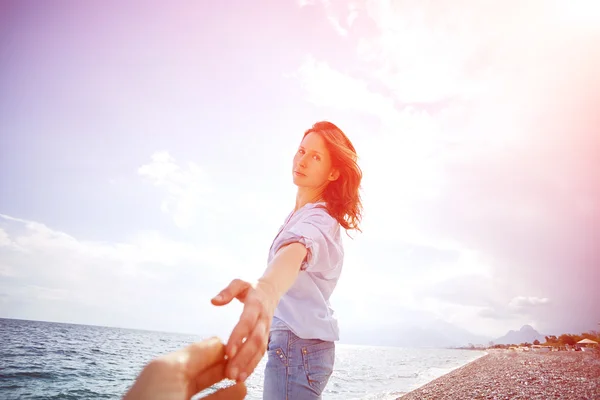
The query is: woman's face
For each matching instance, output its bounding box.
[292,132,338,189]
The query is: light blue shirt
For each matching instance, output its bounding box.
[269,202,344,342]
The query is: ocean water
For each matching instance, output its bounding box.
[0,318,485,399]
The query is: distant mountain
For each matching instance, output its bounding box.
[420,319,492,347]
[493,325,546,345]
[340,319,492,348]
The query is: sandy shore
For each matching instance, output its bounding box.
[398,350,600,399]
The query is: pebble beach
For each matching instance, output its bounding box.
[398,350,600,400]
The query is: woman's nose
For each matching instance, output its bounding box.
[298,155,308,167]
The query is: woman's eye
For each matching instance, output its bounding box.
[313,155,320,161]
[298,149,305,154]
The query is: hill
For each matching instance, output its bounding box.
[494,324,545,345]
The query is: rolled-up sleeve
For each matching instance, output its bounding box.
[273,211,343,275]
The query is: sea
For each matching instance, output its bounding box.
[0,318,485,400]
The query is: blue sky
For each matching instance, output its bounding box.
[1,0,599,343]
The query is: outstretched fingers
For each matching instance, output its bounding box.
[225,304,263,380]
[211,279,250,306]
[227,303,261,360]
[227,316,269,382]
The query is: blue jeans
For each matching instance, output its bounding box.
[263,329,335,399]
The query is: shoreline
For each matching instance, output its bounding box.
[397,350,600,399]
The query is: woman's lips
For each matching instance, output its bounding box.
[294,171,306,177]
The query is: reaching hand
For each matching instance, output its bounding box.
[123,337,247,400]
[211,278,278,383]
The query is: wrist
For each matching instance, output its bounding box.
[255,279,280,312]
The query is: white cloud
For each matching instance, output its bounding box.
[327,15,348,36]
[0,214,245,336]
[298,0,316,7]
[347,3,359,27]
[0,228,9,246]
[509,296,551,309]
[138,152,213,229]
[293,0,600,336]
[4,0,599,342]
[0,224,25,252]
[298,0,356,36]
[293,56,395,118]
[0,264,19,278]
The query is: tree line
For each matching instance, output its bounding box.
[487,330,600,349]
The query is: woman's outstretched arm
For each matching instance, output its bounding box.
[257,242,307,300]
[210,242,307,382]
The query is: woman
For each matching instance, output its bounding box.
[211,121,362,399]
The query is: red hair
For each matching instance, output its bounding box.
[304,121,363,232]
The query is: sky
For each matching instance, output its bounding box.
[1,0,599,344]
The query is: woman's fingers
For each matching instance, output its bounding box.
[245,322,270,383]
[226,300,261,359]
[243,341,268,383]
[228,317,269,382]
[211,279,250,306]
[211,280,275,381]
[202,382,247,400]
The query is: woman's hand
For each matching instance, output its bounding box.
[123,337,246,400]
[211,278,279,383]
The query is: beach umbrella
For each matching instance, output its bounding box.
[576,338,598,344]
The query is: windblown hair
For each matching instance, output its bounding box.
[304,121,363,232]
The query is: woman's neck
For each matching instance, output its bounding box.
[294,188,324,211]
